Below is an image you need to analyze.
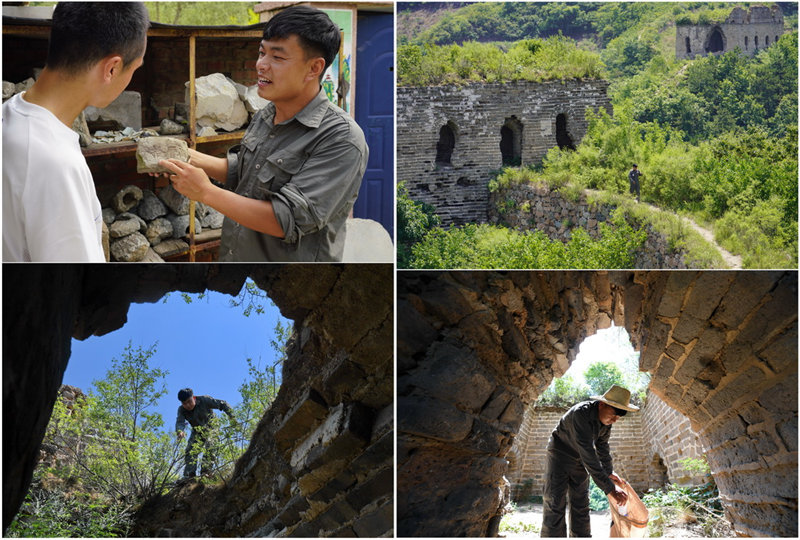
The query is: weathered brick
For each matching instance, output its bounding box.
[275,494,310,528]
[352,500,393,538]
[345,466,393,513]
[671,313,706,344]
[275,388,328,455]
[683,271,734,320]
[712,271,781,328]
[640,319,670,371]
[397,395,473,443]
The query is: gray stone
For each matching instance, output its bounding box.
[110,232,149,261]
[136,137,189,174]
[118,212,147,232]
[145,217,173,246]
[71,111,93,147]
[101,221,110,262]
[159,118,185,135]
[201,207,225,229]
[188,73,248,132]
[111,185,143,213]
[101,208,116,225]
[3,81,15,100]
[137,190,168,221]
[141,248,165,262]
[15,78,34,94]
[152,238,189,258]
[109,218,141,239]
[167,213,200,238]
[158,184,191,215]
[197,126,217,137]
[84,90,142,130]
[243,85,269,113]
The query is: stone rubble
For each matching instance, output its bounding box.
[103,184,221,262]
[189,73,249,132]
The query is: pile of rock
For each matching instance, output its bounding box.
[104,184,224,262]
[188,72,268,136]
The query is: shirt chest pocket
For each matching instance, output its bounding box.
[256,149,307,197]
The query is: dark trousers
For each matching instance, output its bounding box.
[629,178,640,201]
[184,426,218,477]
[541,450,592,537]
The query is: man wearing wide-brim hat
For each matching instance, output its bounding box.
[541,384,639,537]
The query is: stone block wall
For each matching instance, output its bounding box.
[4,265,393,537]
[507,392,706,500]
[489,182,689,269]
[676,6,784,60]
[397,80,611,225]
[641,392,707,486]
[397,271,797,537]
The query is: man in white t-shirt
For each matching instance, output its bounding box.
[3,2,149,262]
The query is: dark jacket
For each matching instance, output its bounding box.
[547,400,615,494]
[175,395,233,433]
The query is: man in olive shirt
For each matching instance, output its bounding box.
[175,388,235,478]
[161,6,368,261]
[541,385,636,537]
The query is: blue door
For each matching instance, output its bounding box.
[354,12,394,239]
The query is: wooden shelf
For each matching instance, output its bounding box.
[81,130,245,158]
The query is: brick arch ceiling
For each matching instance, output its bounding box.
[3,264,393,535]
[397,271,797,537]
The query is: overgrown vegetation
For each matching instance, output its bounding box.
[398,36,604,86]
[7,291,288,537]
[642,481,730,537]
[397,3,797,268]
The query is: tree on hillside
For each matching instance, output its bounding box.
[144,2,259,26]
[584,361,625,396]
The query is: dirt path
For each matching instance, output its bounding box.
[499,503,612,538]
[640,201,743,269]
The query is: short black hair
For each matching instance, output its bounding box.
[262,5,340,71]
[47,2,149,74]
[178,388,193,402]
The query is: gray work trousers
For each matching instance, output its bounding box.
[184,425,218,477]
[541,450,592,537]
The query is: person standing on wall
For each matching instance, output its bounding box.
[628,164,642,203]
[159,5,369,262]
[540,385,637,537]
[175,388,236,479]
[3,2,149,262]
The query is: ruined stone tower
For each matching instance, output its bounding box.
[397,80,611,225]
[676,5,785,60]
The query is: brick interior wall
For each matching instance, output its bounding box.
[397,80,611,225]
[507,390,707,500]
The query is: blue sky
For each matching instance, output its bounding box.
[64,280,290,432]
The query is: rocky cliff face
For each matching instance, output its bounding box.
[397,271,797,537]
[3,265,393,536]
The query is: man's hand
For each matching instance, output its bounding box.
[159,158,215,203]
[177,430,185,441]
[610,485,628,506]
[609,472,623,486]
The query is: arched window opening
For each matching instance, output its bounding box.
[685,36,691,54]
[754,35,759,49]
[555,113,575,151]
[500,116,523,166]
[775,35,779,44]
[765,36,770,46]
[706,27,724,54]
[745,36,749,50]
[435,123,456,167]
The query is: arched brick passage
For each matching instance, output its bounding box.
[398,271,797,537]
[4,265,393,536]
[436,122,457,167]
[555,113,575,150]
[650,453,669,487]
[500,116,523,166]
[706,27,725,54]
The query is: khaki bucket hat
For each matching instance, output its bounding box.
[591,384,639,412]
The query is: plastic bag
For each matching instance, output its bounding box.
[607,476,648,537]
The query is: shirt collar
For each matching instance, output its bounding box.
[292,87,330,128]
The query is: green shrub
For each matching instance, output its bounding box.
[397,182,440,268]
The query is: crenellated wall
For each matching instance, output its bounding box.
[397,80,611,225]
[676,6,785,60]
